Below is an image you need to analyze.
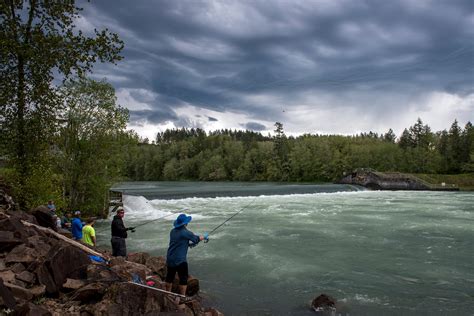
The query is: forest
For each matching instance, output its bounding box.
[124,119,474,183]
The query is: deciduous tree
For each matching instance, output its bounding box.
[57,78,130,213]
[0,0,123,208]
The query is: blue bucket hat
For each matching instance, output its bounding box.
[174,213,192,228]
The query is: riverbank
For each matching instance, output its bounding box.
[0,191,223,315]
[414,173,474,191]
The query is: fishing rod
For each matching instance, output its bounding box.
[95,210,180,234]
[97,198,216,233]
[132,198,216,230]
[204,196,258,243]
[131,212,177,230]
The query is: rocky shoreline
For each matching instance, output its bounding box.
[0,190,223,315]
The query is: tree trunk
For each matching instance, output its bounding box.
[16,54,27,210]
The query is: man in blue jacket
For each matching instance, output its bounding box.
[165,213,208,297]
[71,210,83,240]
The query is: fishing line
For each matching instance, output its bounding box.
[205,195,258,239]
[132,198,216,230]
[96,197,215,233]
[131,212,177,230]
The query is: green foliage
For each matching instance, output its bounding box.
[416,173,474,191]
[56,78,134,214]
[124,119,474,183]
[0,0,123,209]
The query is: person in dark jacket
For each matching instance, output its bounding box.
[111,208,135,257]
[165,213,208,297]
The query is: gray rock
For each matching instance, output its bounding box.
[3,281,33,301]
[69,282,106,303]
[127,252,150,265]
[0,278,16,309]
[16,270,36,284]
[0,270,15,283]
[0,231,23,252]
[10,263,25,273]
[14,302,51,316]
[5,245,38,263]
[62,278,86,290]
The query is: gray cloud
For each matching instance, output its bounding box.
[129,108,178,125]
[82,0,474,135]
[241,122,267,131]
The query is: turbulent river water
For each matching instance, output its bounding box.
[95,182,474,315]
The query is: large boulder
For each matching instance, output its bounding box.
[171,275,200,297]
[90,282,164,315]
[10,263,25,274]
[0,217,29,241]
[62,278,86,291]
[36,245,90,295]
[145,256,167,278]
[28,284,46,297]
[109,257,151,282]
[127,252,150,265]
[14,302,51,316]
[86,263,121,283]
[0,231,23,252]
[3,282,33,301]
[0,270,15,283]
[0,278,16,309]
[5,209,37,226]
[47,245,90,285]
[30,206,56,230]
[69,282,106,303]
[26,235,54,258]
[311,294,336,314]
[35,264,57,295]
[5,244,38,264]
[16,270,36,284]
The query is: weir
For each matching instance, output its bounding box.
[102,190,123,218]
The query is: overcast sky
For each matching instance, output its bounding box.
[80,0,474,140]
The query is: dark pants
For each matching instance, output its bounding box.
[111,236,126,257]
[165,262,188,285]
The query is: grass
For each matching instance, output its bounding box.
[415,173,474,191]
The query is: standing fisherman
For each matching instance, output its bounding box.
[71,211,83,240]
[111,208,135,257]
[165,214,208,297]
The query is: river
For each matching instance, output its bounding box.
[95,182,474,315]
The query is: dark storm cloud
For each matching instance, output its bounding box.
[130,108,178,125]
[82,0,474,130]
[241,122,267,131]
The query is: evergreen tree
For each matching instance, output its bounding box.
[383,128,396,143]
[398,128,413,149]
[447,119,463,172]
[272,122,289,180]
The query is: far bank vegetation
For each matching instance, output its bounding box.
[125,119,473,186]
